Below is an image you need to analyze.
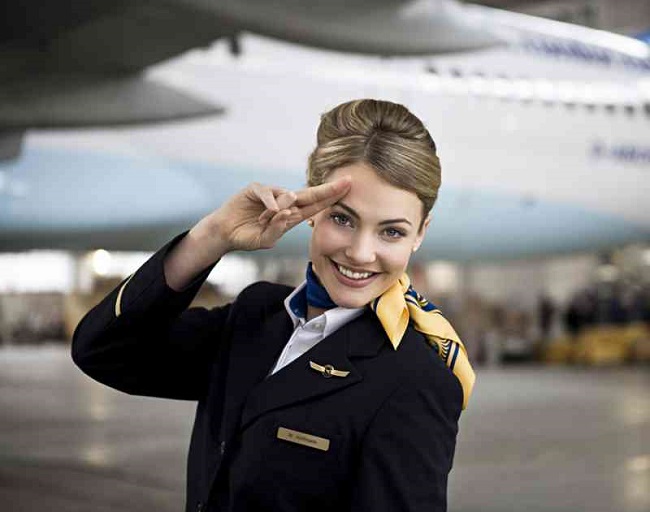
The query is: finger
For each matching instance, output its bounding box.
[258,209,274,224]
[283,207,305,231]
[294,176,351,207]
[269,186,290,197]
[295,187,353,220]
[260,209,291,247]
[276,190,297,210]
[250,183,280,212]
[258,190,297,225]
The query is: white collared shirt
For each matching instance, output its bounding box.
[270,281,365,375]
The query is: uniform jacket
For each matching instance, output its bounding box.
[72,233,463,512]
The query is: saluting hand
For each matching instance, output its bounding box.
[164,177,351,290]
[202,176,351,253]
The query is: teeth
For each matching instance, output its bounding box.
[336,264,372,280]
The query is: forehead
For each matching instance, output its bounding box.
[326,162,422,224]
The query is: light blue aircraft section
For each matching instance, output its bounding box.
[2,147,646,261]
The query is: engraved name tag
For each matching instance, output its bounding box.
[277,427,330,452]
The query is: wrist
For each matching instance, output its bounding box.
[187,220,231,264]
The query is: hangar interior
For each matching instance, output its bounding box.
[0,1,648,512]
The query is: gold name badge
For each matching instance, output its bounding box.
[277,427,330,452]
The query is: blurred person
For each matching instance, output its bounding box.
[538,294,555,343]
[564,295,582,338]
[564,289,597,337]
[640,285,650,323]
[458,294,487,364]
[622,284,645,323]
[501,309,534,363]
[72,99,475,512]
[484,303,506,366]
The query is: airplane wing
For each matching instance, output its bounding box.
[0,1,235,159]
[0,0,504,160]
[1,1,503,72]
[0,1,238,72]
[214,0,504,56]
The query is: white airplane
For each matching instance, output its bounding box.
[0,3,648,261]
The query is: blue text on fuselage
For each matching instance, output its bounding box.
[523,38,650,72]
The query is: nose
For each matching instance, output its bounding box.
[344,231,377,265]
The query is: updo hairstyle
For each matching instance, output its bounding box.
[307,99,441,227]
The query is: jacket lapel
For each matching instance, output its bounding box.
[217,308,293,443]
[240,310,387,430]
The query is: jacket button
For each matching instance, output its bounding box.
[219,441,226,455]
[197,502,205,512]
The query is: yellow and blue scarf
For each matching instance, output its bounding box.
[307,265,475,409]
[370,274,475,409]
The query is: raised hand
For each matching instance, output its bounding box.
[164,177,351,290]
[205,176,351,253]
[257,177,354,236]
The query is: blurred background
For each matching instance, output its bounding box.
[0,1,648,511]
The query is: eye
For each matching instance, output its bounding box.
[330,212,353,227]
[383,227,407,239]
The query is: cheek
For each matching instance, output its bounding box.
[310,222,348,256]
[379,245,413,274]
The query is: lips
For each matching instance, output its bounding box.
[336,263,374,280]
[329,259,379,288]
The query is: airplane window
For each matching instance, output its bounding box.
[585,103,596,113]
[643,103,650,117]
[605,104,616,115]
[624,105,635,117]
[425,66,438,75]
[450,68,462,77]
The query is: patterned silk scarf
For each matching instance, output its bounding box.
[370,274,476,410]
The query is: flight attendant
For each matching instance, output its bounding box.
[72,99,475,512]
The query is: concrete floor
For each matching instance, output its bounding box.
[0,345,648,512]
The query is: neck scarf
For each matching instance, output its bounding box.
[306,262,338,310]
[370,274,476,410]
[305,263,475,409]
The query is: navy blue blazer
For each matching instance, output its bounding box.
[72,233,463,512]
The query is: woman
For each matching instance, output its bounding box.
[72,99,475,512]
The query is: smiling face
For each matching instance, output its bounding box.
[309,162,429,309]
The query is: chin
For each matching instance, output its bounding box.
[324,277,389,309]
[329,293,370,309]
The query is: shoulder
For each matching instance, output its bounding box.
[230,281,293,318]
[376,321,464,415]
[237,280,293,302]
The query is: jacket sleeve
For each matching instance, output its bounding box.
[350,368,463,512]
[71,231,231,401]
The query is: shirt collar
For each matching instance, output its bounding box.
[284,281,364,336]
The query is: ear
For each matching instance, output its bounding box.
[413,215,431,252]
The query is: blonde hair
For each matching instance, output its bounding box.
[307,99,441,227]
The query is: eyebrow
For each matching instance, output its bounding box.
[334,201,413,227]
